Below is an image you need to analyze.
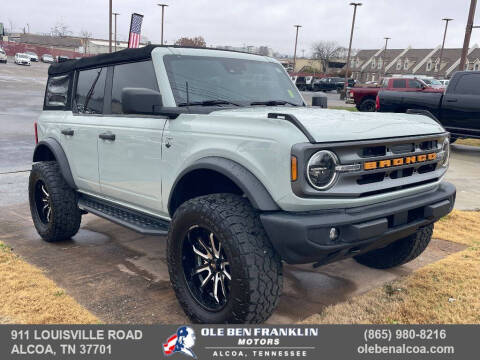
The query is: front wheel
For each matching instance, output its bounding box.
[167,194,283,323]
[354,224,433,269]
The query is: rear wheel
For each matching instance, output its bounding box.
[354,225,433,269]
[167,193,283,323]
[359,98,376,112]
[29,162,81,242]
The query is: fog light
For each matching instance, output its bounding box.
[329,227,339,241]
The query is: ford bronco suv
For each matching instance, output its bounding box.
[30,45,455,324]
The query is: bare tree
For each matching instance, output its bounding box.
[174,36,206,48]
[51,22,72,37]
[311,41,345,73]
[257,46,270,56]
[80,30,92,54]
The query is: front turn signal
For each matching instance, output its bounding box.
[291,156,298,181]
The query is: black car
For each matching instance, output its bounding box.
[313,77,354,92]
[377,71,480,141]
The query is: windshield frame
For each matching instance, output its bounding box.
[163,54,304,108]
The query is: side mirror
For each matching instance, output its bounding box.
[122,88,163,114]
[312,95,328,108]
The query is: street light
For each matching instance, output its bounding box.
[382,37,391,78]
[344,2,362,96]
[113,12,120,52]
[157,4,168,45]
[293,25,302,72]
[438,18,453,75]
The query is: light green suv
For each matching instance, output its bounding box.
[30,45,455,323]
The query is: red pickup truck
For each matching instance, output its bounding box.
[346,78,444,112]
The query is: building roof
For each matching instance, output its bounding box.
[13,33,82,48]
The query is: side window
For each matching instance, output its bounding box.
[454,74,480,95]
[45,74,71,108]
[392,79,406,88]
[408,79,422,89]
[111,60,158,114]
[75,67,106,114]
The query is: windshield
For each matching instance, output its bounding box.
[427,79,442,85]
[18,54,29,59]
[164,55,304,106]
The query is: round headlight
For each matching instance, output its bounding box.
[441,138,450,167]
[307,150,339,190]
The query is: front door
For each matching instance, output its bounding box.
[97,60,167,214]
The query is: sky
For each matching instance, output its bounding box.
[1,0,479,56]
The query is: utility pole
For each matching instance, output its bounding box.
[109,0,112,53]
[293,25,302,72]
[438,18,453,75]
[382,37,391,78]
[460,0,478,70]
[344,2,362,97]
[113,12,120,52]
[158,4,168,45]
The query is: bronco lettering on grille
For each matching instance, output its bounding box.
[364,153,437,170]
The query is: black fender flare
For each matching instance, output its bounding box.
[168,157,280,213]
[32,138,77,189]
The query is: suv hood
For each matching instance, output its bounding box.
[211,107,445,143]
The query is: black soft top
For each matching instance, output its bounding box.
[48,44,258,76]
[48,45,156,75]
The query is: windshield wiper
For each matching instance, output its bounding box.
[250,100,299,106]
[178,99,241,107]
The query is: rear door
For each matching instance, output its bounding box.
[97,60,167,214]
[441,73,480,131]
[60,67,107,194]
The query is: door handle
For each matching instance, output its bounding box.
[99,133,116,141]
[446,98,458,103]
[61,129,74,136]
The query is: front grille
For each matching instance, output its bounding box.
[291,133,448,199]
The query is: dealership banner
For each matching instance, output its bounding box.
[0,325,478,359]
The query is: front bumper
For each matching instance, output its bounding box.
[260,182,456,265]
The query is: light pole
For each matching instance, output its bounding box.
[460,0,478,70]
[382,37,391,78]
[113,12,120,52]
[438,18,453,75]
[344,2,362,95]
[109,0,112,53]
[293,25,302,72]
[158,4,168,45]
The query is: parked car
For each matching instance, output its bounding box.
[56,55,70,63]
[41,54,55,63]
[347,77,443,112]
[377,71,480,142]
[313,77,354,92]
[14,53,31,66]
[420,78,445,89]
[0,48,7,64]
[30,45,455,324]
[25,51,39,62]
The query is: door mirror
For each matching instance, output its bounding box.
[121,88,163,114]
[312,95,328,108]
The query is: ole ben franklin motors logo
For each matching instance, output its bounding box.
[163,326,197,359]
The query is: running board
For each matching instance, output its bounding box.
[78,195,169,236]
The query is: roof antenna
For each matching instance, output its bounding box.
[185,81,190,105]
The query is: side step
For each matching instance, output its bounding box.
[78,194,170,236]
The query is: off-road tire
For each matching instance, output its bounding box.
[29,161,81,242]
[354,224,433,269]
[167,193,283,323]
[359,98,376,112]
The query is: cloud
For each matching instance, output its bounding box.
[2,0,477,55]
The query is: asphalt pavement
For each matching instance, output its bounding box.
[0,60,478,323]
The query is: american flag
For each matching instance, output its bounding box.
[128,13,143,48]
[163,334,177,355]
